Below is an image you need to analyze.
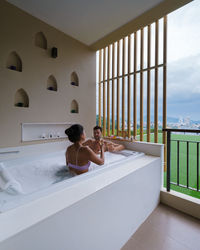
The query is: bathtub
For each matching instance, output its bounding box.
[0,139,163,250]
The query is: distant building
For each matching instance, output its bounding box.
[184,116,190,127]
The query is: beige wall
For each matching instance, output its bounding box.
[0,0,96,148]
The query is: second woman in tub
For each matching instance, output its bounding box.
[65,124,104,175]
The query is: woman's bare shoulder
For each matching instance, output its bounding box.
[81,145,94,155]
[81,145,91,151]
[66,145,73,152]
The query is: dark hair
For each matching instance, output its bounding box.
[65,124,84,143]
[93,125,102,132]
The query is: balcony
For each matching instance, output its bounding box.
[163,128,200,199]
[122,204,200,250]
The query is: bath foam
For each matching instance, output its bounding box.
[0,163,24,195]
[0,150,144,196]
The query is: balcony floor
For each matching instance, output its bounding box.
[122,204,200,250]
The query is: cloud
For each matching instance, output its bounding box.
[167,53,200,120]
[168,1,200,62]
[168,54,200,95]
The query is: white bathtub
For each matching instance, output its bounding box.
[0,148,144,212]
[0,140,163,250]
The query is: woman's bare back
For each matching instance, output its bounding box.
[66,145,90,166]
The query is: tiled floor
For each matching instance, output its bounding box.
[122,204,200,250]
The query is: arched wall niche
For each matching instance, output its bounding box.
[14,88,29,108]
[47,75,57,91]
[70,72,79,86]
[6,51,22,72]
[70,100,79,113]
[35,32,47,49]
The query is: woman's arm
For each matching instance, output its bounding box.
[86,145,104,165]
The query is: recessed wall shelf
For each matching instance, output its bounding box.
[35,32,47,50]
[70,72,79,86]
[70,100,79,113]
[47,75,57,91]
[6,51,22,72]
[21,123,72,142]
[14,89,29,108]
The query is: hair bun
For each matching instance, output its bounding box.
[65,124,84,143]
[65,127,73,136]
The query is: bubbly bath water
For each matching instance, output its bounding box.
[0,150,144,212]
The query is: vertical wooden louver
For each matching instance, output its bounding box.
[112,43,115,135]
[147,25,151,142]
[154,20,159,143]
[103,48,106,136]
[117,41,120,135]
[98,49,102,127]
[163,16,168,168]
[107,45,110,136]
[133,31,137,139]
[140,28,144,141]
[127,35,131,138]
[97,16,167,149]
[122,38,126,135]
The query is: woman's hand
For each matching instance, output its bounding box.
[86,146,104,165]
[99,139,104,147]
[99,139,105,151]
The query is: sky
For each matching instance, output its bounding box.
[167,0,200,121]
[96,0,200,122]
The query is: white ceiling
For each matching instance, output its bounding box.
[7,0,164,46]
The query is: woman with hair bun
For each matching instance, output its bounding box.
[65,124,104,175]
